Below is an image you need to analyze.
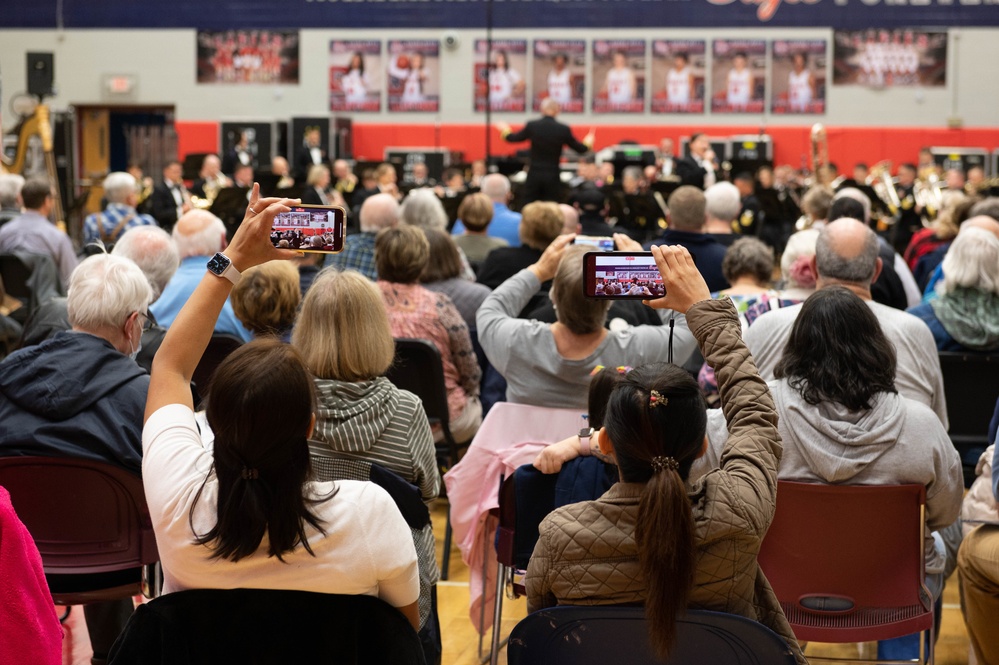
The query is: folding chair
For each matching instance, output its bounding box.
[191,333,243,407]
[0,252,62,318]
[385,337,473,580]
[507,606,797,665]
[0,457,160,606]
[938,352,999,487]
[758,481,934,664]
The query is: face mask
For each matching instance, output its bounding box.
[129,332,142,361]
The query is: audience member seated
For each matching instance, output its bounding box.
[141,191,420,633]
[151,209,252,341]
[0,177,77,289]
[903,194,972,274]
[0,253,153,664]
[745,219,948,426]
[83,172,158,246]
[400,187,449,231]
[741,228,818,327]
[799,185,834,230]
[644,185,729,292]
[921,200,999,299]
[421,229,491,332]
[476,201,563,293]
[907,227,999,352]
[526,246,805,664]
[915,199,997,291]
[301,164,331,205]
[291,267,441,662]
[230,260,301,340]
[450,174,521,247]
[452,193,508,267]
[376,225,482,443]
[697,288,963,661]
[571,183,615,236]
[477,237,695,410]
[703,181,741,247]
[0,173,25,229]
[325,193,399,281]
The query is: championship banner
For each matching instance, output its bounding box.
[710,39,767,114]
[329,40,381,112]
[387,40,440,112]
[196,30,299,84]
[771,39,827,114]
[532,39,586,113]
[833,30,947,87]
[592,39,646,114]
[650,40,706,114]
[474,39,528,113]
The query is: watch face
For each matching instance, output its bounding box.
[578,427,594,439]
[207,253,231,275]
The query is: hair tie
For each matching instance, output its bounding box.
[241,467,259,480]
[649,389,667,408]
[590,364,606,377]
[651,456,679,473]
[615,366,633,375]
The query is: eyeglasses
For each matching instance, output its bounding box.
[134,311,156,332]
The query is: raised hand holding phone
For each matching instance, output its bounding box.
[643,244,711,314]
[529,233,575,283]
[227,183,300,271]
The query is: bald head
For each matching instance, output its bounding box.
[961,215,999,240]
[558,203,579,234]
[359,193,400,233]
[541,98,560,117]
[814,218,881,290]
[172,209,227,258]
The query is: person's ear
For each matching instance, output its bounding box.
[871,256,883,284]
[307,413,316,439]
[596,426,615,457]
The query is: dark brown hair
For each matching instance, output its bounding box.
[420,228,464,283]
[192,338,327,562]
[603,363,706,659]
[20,178,52,210]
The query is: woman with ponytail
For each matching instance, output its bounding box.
[526,244,805,664]
[141,186,421,630]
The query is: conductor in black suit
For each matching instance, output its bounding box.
[675,133,718,190]
[498,98,594,203]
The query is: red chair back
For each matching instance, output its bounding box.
[757,481,930,643]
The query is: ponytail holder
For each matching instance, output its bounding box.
[241,467,259,480]
[615,366,632,375]
[590,364,606,377]
[649,389,667,408]
[650,456,679,473]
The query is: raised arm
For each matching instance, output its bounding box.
[145,184,298,421]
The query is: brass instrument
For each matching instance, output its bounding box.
[795,124,829,230]
[869,161,901,229]
[191,174,229,210]
[913,172,944,227]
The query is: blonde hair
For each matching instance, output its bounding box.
[230,261,301,336]
[551,245,610,335]
[375,225,429,283]
[457,193,494,232]
[519,201,563,251]
[292,269,395,381]
[306,164,330,187]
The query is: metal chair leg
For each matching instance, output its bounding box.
[441,508,453,581]
[490,563,507,665]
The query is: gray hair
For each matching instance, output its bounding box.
[67,254,152,333]
[704,182,742,224]
[780,229,820,289]
[940,227,999,297]
[480,174,511,202]
[399,188,448,230]
[172,209,227,258]
[969,197,999,222]
[621,166,643,181]
[0,173,25,208]
[722,237,774,286]
[102,172,139,205]
[112,225,180,302]
[359,193,400,233]
[833,187,872,225]
[815,218,880,285]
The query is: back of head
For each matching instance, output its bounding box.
[550,245,610,335]
[231,261,302,336]
[0,173,26,208]
[292,268,395,382]
[519,201,564,250]
[704,182,741,224]
[666,186,706,231]
[541,97,560,116]
[968,198,999,224]
[571,183,606,214]
[457,192,494,232]
[587,365,629,430]
[558,204,579,234]
[173,209,226,258]
[20,178,52,211]
[375,224,430,283]
[832,187,871,224]
[113,225,180,301]
[399,188,448,230]
[780,229,820,291]
[603,362,706,659]
[815,218,880,286]
[940,227,999,297]
[102,172,138,205]
[67,254,153,334]
[201,338,322,562]
[802,185,834,222]
[774,286,896,411]
[306,164,329,187]
[722,237,774,286]
[420,228,464,283]
[359,193,400,233]
[480,173,511,202]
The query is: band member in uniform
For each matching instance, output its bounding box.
[666,52,695,108]
[676,133,717,190]
[547,53,573,106]
[726,52,753,109]
[787,52,816,113]
[733,172,763,236]
[892,163,923,254]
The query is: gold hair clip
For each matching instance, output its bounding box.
[649,390,667,408]
[651,456,679,473]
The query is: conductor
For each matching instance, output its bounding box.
[497,98,594,203]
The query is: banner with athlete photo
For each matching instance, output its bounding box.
[474,39,527,113]
[833,29,947,87]
[387,40,440,112]
[329,40,381,112]
[771,39,827,114]
[592,40,646,114]
[196,30,299,84]
[532,40,586,113]
[650,40,706,114]
[710,39,767,113]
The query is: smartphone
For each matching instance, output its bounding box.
[573,235,615,252]
[270,204,346,253]
[583,251,665,299]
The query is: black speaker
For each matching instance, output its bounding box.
[27,52,54,98]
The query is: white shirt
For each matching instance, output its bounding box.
[489,68,521,104]
[547,69,572,104]
[666,67,691,105]
[389,62,425,104]
[727,68,752,106]
[606,67,634,105]
[342,69,369,103]
[788,70,812,111]
[142,404,420,605]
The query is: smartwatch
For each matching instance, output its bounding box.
[207,252,241,284]
[578,427,595,457]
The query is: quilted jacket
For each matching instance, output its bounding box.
[525,297,806,664]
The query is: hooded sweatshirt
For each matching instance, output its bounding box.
[697,379,963,575]
[0,331,149,474]
[308,376,440,502]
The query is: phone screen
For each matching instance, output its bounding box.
[573,235,615,252]
[270,204,346,253]
[583,251,665,299]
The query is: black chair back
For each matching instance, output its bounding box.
[939,351,999,485]
[385,338,452,433]
[0,253,33,301]
[192,333,244,406]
